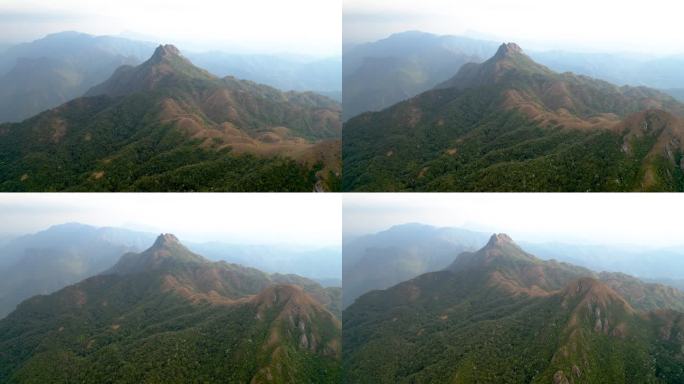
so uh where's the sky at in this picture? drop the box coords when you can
[0,0,341,56]
[344,193,684,247]
[344,0,684,55]
[0,194,342,247]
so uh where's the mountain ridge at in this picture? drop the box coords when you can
[0,234,342,382]
[106,233,208,275]
[343,234,684,383]
[85,44,216,98]
[0,45,342,191]
[343,42,684,191]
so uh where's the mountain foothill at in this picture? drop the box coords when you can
[0,233,341,383]
[0,37,341,192]
[343,40,684,191]
[343,233,684,383]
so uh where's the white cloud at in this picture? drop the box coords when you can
[344,0,684,54]
[344,193,684,247]
[0,0,341,56]
[0,193,342,246]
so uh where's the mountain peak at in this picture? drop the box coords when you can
[151,44,181,61]
[486,233,514,247]
[494,42,523,59]
[107,233,205,275]
[85,43,214,98]
[152,233,180,248]
[448,232,534,273]
[434,42,548,90]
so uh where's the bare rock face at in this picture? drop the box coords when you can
[494,42,524,59]
[152,233,180,247]
[152,44,181,59]
[299,333,309,349]
[486,233,514,247]
[553,370,570,384]
[572,365,581,378]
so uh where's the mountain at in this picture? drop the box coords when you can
[0,223,156,318]
[343,31,499,120]
[665,88,684,102]
[343,223,684,309]
[343,42,684,191]
[0,31,156,123]
[521,241,684,281]
[343,31,684,121]
[0,32,342,124]
[187,52,341,96]
[192,242,341,280]
[0,234,341,383]
[0,44,341,191]
[529,50,684,92]
[343,234,684,383]
[0,223,343,319]
[342,223,490,307]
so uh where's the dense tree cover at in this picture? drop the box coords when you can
[0,238,342,383]
[343,44,684,192]
[343,85,683,191]
[343,238,684,383]
[0,94,330,192]
[0,45,341,192]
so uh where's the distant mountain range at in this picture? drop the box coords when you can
[342,223,489,307]
[343,234,684,383]
[343,32,499,121]
[188,52,341,99]
[0,32,155,123]
[0,31,341,123]
[0,44,341,191]
[343,223,684,309]
[0,223,341,318]
[344,30,684,120]
[343,42,684,191]
[0,234,341,382]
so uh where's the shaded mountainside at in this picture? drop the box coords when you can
[343,31,499,120]
[0,32,155,123]
[342,223,490,308]
[0,234,341,383]
[343,43,684,191]
[0,223,156,319]
[0,45,341,192]
[343,234,684,383]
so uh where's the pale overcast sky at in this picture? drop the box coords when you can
[0,194,342,247]
[344,194,684,247]
[344,0,684,55]
[0,0,341,56]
